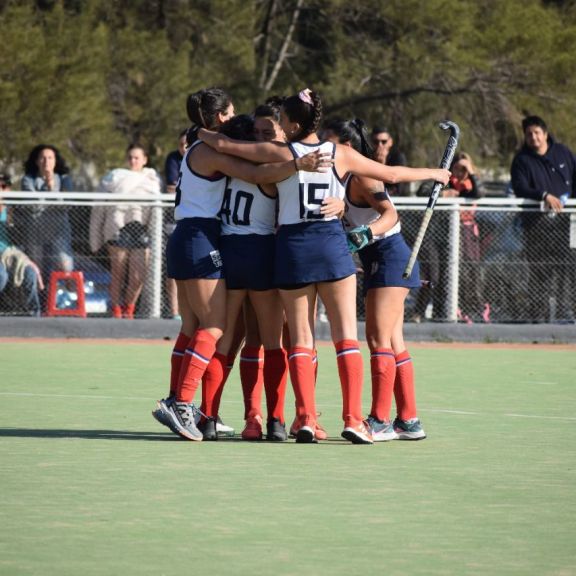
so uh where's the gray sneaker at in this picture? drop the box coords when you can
[393,417,427,440]
[366,415,399,442]
[167,401,203,441]
[152,396,179,434]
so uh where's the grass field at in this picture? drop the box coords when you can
[1,340,575,576]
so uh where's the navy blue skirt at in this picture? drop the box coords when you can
[275,220,356,287]
[220,234,276,291]
[166,218,223,280]
[358,233,420,295]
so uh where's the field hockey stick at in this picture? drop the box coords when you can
[402,120,460,279]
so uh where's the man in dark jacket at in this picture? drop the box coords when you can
[511,115,576,323]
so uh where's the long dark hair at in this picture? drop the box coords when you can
[23,144,70,176]
[324,118,373,158]
[282,88,323,141]
[186,87,233,145]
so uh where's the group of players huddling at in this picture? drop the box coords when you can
[151,87,450,444]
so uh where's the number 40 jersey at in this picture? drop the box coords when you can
[219,177,277,236]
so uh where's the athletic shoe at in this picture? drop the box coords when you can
[198,418,218,441]
[289,413,328,440]
[151,396,180,434]
[393,417,427,440]
[167,401,203,441]
[242,414,263,441]
[194,412,235,437]
[341,421,374,445]
[266,418,287,442]
[215,416,235,437]
[295,414,318,444]
[365,415,399,442]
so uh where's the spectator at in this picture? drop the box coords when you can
[163,129,188,319]
[444,152,490,323]
[371,126,410,196]
[14,144,74,288]
[89,144,162,319]
[0,173,43,316]
[511,115,576,323]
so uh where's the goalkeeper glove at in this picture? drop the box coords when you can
[346,225,373,253]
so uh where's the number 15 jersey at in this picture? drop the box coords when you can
[277,141,344,226]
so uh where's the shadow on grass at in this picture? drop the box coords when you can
[0,427,180,441]
[0,428,361,445]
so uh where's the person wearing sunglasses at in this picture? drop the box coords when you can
[371,126,409,197]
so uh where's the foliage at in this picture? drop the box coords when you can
[1,0,576,182]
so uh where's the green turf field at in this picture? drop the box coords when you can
[1,341,575,576]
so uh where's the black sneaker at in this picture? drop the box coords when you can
[198,418,218,441]
[266,418,288,442]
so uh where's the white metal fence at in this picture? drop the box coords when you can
[1,191,575,324]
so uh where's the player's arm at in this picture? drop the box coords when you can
[345,177,399,252]
[337,145,450,186]
[198,128,292,163]
[355,177,399,237]
[208,149,332,185]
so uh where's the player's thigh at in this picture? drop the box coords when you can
[365,286,408,350]
[317,274,358,342]
[250,289,285,349]
[243,298,261,348]
[183,278,227,334]
[279,284,317,349]
[216,289,247,355]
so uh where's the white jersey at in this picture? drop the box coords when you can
[220,178,276,236]
[343,180,401,242]
[174,141,227,221]
[277,141,344,225]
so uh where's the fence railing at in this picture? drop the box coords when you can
[1,191,575,324]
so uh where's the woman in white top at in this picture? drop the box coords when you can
[91,144,162,319]
[325,118,427,442]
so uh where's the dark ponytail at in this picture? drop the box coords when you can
[282,88,323,140]
[185,87,233,145]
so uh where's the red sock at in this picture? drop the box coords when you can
[369,348,396,422]
[288,347,316,419]
[177,329,217,403]
[335,340,364,426]
[201,352,229,418]
[211,353,235,415]
[240,346,264,419]
[313,349,319,385]
[394,350,418,420]
[264,348,288,422]
[170,332,190,397]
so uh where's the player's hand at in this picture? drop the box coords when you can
[320,197,345,218]
[433,168,451,186]
[296,150,334,173]
[346,225,373,253]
